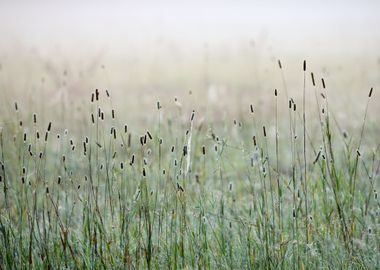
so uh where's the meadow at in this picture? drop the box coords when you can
[0,47,379,269]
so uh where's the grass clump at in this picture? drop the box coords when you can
[0,64,379,269]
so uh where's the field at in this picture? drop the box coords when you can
[0,2,380,269]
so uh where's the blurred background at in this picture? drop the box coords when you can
[0,0,379,133]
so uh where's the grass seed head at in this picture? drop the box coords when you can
[369,87,373,98]
[311,72,315,86]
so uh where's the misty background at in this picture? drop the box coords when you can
[1,1,379,53]
[0,0,379,129]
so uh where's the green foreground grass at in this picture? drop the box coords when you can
[0,68,379,269]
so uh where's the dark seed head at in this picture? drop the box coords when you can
[147,131,152,140]
[311,72,315,86]
[177,182,184,192]
[95,89,99,101]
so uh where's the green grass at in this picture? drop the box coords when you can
[0,67,379,269]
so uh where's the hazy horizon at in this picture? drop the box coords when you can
[1,0,380,55]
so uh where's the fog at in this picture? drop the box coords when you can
[1,0,380,55]
[1,0,379,127]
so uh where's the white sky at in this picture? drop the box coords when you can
[0,0,379,54]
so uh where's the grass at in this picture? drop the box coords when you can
[0,62,379,269]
